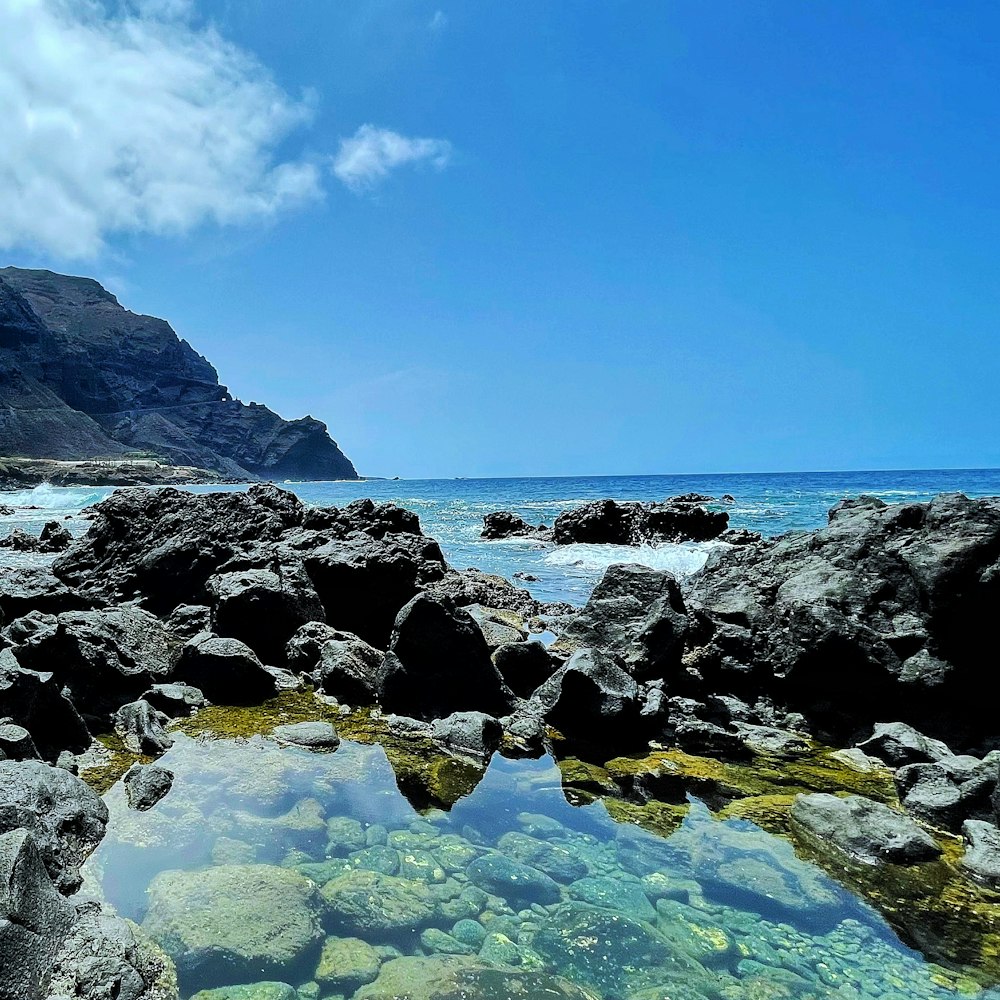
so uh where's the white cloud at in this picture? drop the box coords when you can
[429,10,447,32]
[333,124,452,194]
[0,0,322,258]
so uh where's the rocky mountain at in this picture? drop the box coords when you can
[0,267,358,480]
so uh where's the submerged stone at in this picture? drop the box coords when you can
[320,869,435,934]
[465,852,561,905]
[354,955,600,1000]
[190,985,297,1000]
[315,935,382,989]
[142,864,324,989]
[497,831,588,883]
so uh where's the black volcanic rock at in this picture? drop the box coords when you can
[552,497,729,545]
[0,267,357,480]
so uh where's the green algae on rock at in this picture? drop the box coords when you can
[142,864,324,989]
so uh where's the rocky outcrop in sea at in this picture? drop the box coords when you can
[0,268,357,481]
[4,486,1000,998]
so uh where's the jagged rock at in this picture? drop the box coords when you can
[0,828,76,999]
[53,486,308,609]
[378,595,512,720]
[492,641,559,699]
[172,633,276,704]
[464,604,527,651]
[164,604,212,640]
[15,606,174,720]
[0,649,91,758]
[0,723,39,761]
[857,722,953,767]
[895,755,999,830]
[285,622,345,674]
[303,532,447,647]
[0,520,72,553]
[480,512,550,541]
[1,608,56,647]
[683,493,1000,747]
[47,900,179,1000]
[0,566,90,620]
[114,701,175,756]
[553,497,728,545]
[421,567,543,620]
[208,567,325,666]
[0,759,108,893]
[961,820,1000,888]
[141,683,207,718]
[532,648,643,747]
[310,634,383,705]
[430,712,502,758]
[0,266,356,480]
[554,564,689,679]
[791,793,941,864]
[124,764,175,811]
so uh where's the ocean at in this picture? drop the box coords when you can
[3,468,1000,605]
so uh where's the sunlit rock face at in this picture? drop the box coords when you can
[0,267,357,480]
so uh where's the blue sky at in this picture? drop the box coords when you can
[3,1,999,477]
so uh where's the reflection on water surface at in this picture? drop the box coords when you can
[85,734,997,1000]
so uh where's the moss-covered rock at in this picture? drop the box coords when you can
[142,864,324,990]
[320,869,436,934]
[314,935,382,989]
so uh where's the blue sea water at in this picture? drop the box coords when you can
[3,468,1000,605]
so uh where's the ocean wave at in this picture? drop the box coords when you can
[543,541,721,579]
[0,482,111,510]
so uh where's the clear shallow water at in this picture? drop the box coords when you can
[86,734,995,1000]
[4,470,1000,604]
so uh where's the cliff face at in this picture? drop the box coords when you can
[0,267,358,480]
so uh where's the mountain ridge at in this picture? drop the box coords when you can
[0,267,358,481]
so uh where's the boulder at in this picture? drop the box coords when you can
[354,956,597,1000]
[124,764,175,811]
[790,793,941,864]
[683,493,1000,747]
[141,682,207,717]
[1,609,57,647]
[114,700,175,756]
[0,759,108,893]
[319,869,435,934]
[0,567,90,620]
[378,596,512,720]
[272,721,340,751]
[15,606,174,720]
[553,497,728,545]
[554,564,689,679]
[53,485,309,610]
[172,633,277,704]
[857,722,953,767]
[480,512,550,540]
[0,828,76,999]
[310,634,383,705]
[303,532,447,647]
[314,936,382,990]
[464,604,527,651]
[492,641,558,699]
[164,604,212,640]
[465,852,561,905]
[2,643,92,762]
[532,648,643,747]
[0,723,39,761]
[285,621,345,674]
[47,900,179,1000]
[430,712,502,758]
[208,567,325,666]
[961,820,1000,888]
[895,755,999,830]
[421,567,544,620]
[143,864,324,990]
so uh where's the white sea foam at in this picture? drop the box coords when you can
[543,541,722,579]
[0,483,110,511]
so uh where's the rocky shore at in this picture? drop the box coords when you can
[0,457,228,490]
[3,486,1000,999]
